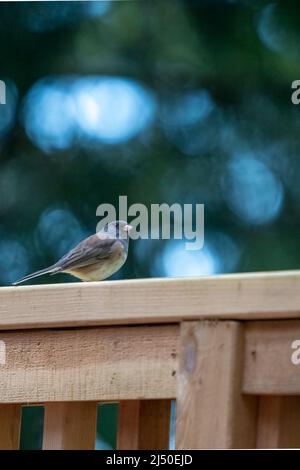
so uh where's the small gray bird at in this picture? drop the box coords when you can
[13,220,132,285]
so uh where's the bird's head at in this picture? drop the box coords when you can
[105,220,133,239]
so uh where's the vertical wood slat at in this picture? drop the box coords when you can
[118,401,140,449]
[43,402,98,450]
[0,405,21,449]
[176,321,258,449]
[139,400,171,449]
[257,396,300,448]
[117,400,171,450]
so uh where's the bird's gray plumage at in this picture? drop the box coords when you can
[12,220,131,285]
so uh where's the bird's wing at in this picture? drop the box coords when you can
[56,234,122,271]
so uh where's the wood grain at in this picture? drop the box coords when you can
[1,271,299,330]
[0,405,21,449]
[117,401,140,449]
[138,400,171,450]
[117,400,171,450]
[244,320,300,394]
[257,396,300,448]
[0,325,178,403]
[43,402,97,449]
[176,321,258,449]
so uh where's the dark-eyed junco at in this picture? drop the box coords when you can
[13,220,132,285]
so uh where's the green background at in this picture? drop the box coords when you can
[0,0,299,448]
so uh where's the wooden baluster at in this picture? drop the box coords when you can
[117,401,140,449]
[0,404,21,449]
[176,321,258,449]
[43,402,97,450]
[138,400,171,449]
[118,400,171,450]
[257,396,300,448]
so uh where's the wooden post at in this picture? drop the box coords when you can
[43,402,97,450]
[0,405,21,449]
[117,400,171,450]
[176,321,258,449]
[257,396,300,448]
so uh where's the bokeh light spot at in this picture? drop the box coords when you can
[22,76,156,152]
[160,241,220,277]
[36,207,87,259]
[257,3,300,58]
[0,239,29,285]
[224,154,284,225]
[162,89,215,129]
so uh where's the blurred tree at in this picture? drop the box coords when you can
[0,0,299,447]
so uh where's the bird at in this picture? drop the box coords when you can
[12,220,132,285]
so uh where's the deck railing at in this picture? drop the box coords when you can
[0,270,300,449]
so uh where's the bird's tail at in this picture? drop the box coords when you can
[12,265,60,286]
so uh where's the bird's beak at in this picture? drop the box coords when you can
[124,224,133,233]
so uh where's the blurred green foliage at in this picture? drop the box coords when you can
[97,403,119,450]
[20,407,44,450]
[0,0,299,448]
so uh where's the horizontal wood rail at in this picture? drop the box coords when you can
[244,320,300,395]
[0,270,300,330]
[0,270,300,449]
[0,325,178,403]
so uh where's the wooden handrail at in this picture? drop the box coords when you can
[0,270,299,330]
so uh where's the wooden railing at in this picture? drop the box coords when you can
[0,270,300,449]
